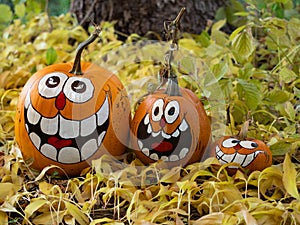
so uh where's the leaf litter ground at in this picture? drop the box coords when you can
[0,13,299,224]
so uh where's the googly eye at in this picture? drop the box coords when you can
[63,77,94,103]
[151,99,164,122]
[222,138,240,148]
[164,100,179,124]
[240,140,258,149]
[38,72,68,98]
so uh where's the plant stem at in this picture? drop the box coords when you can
[69,26,101,75]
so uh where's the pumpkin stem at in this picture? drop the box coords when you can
[69,25,101,75]
[162,7,185,96]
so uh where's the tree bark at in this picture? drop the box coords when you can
[70,0,228,38]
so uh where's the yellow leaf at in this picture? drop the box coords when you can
[65,202,89,225]
[24,199,48,218]
[0,211,8,224]
[283,154,300,200]
[0,183,17,203]
[39,181,54,195]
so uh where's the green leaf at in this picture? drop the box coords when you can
[46,47,57,65]
[236,79,261,110]
[279,67,298,83]
[266,89,292,104]
[0,4,12,23]
[270,141,291,156]
[231,28,255,64]
[15,3,26,18]
[282,154,300,200]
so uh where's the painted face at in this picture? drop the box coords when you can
[131,88,211,167]
[15,63,131,176]
[215,136,272,172]
[25,72,110,164]
[137,98,192,162]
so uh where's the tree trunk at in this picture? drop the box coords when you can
[70,0,228,38]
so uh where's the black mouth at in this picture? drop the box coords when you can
[136,114,192,162]
[24,93,110,164]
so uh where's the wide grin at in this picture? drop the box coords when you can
[24,93,109,164]
[215,146,264,168]
[136,113,192,162]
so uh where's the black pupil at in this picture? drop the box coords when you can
[46,76,60,88]
[71,80,86,93]
[154,107,160,116]
[251,142,258,148]
[168,107,175,116]
[232,140,239,144]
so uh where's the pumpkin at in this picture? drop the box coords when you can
[131,77,211,167]
[15,27,131,176]
[215,136,272,173]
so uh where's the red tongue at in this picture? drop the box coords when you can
[151,142,173,152]
[48,137,72,149]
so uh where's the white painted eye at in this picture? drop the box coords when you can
[151,99,164,122]
[164,100,180,124]
[222,138,240,148]
[240,140,258,149]
[38,72,68,98]
[63,77,94,103]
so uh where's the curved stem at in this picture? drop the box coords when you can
[69,26,101,75]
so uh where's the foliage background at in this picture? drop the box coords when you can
[0,0,299,224]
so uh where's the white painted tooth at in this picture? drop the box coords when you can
[96,96,109,126]
[25,124,29,133]
[58,147,80,163]
[138,140,143,149]
[152,131,160,137]
[150,153,159,161]
[162,131,171,139]
[169,154,179,161]
[27,104,41,125]
[142,148,150,156]
[254,150,263,157]
[147,124,152,134]
[97,131,106,146]
[29,132,41,149]
[179,119,188,132]
[59,115,79,139]
[144,114,150,125]
[40,144,57,161]
[228,166,239,169]
[179,148,189,159]
[161,156,169,162]
[25,93,30,109]
[241,153,255,168]
[172,129,180,138]
[81,114,96,137]
[234,153,247,165]
[40,115,58,135]
[81,139,98,160]
[221,153,236,164]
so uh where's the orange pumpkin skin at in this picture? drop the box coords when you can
[15,62,131,176]
[131,87,211,167]
[215,136,272,173]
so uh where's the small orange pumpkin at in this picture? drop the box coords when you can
[215,136,272,173]
[15,27,131,176]
[131,77,211,167]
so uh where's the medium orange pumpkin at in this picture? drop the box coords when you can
[131,77,211,167]
[15,27,131,176]
[215,136,272,173]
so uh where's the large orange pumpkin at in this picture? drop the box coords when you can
[215,136,272,173]
[15,27,131,176]
[131,77,211,167]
